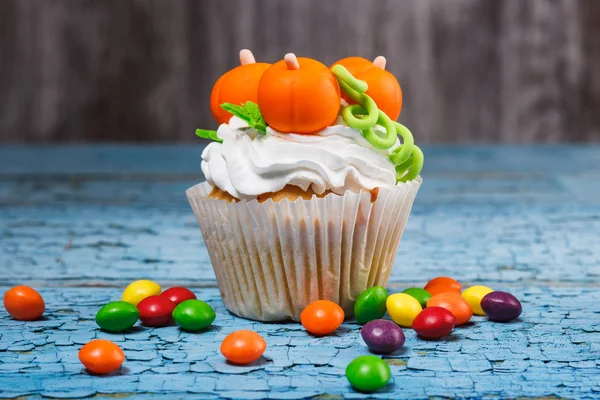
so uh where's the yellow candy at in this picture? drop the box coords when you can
[122,280,161,306]
[386,293,423,328]
[461,285,493,315]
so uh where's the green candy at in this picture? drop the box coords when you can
[95,301,139,332]
[346,355,391,392]
[172,299,216,332]
[354,286,388,325]
[402,288,432,308]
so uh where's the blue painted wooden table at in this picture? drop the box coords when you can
[1,145,599,399]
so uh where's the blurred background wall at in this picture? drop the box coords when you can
[1,0,599,144]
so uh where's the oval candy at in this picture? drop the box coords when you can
[122,280,161,306]
[345,355,391,393]
[402,287,432,308]
[360,319,405,354]
[300,300,344,336]
[427,292,472,326]
[354,286,388,325]
[461,285,493,316]
[424,277,462,296]
[172,299,216,332]
[95,301,139,332]
[161,287,197,306]
[137,295,176,327]
[412,307,456,339]
[220,330,266,365]
[386,293,422,328]
[481,291,522,322]
[79,339,125,375]
[3,285,45,321]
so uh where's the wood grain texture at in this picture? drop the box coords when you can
[0,0,599,143]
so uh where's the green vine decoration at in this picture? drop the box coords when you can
[331,65,424,182]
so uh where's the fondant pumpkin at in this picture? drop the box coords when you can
[210,49,270,125]
[331,56,402,120]
[257,53,341,134]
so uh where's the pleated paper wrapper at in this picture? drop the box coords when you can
[186,178,422,322]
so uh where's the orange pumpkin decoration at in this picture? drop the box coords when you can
[210,49,270,125]
[331,56,403,120]
[257,53,341,134]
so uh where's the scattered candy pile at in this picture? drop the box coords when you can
[2,277,522,393]
[343,278,522,392]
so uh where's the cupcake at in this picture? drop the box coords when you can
[187,51,423,322]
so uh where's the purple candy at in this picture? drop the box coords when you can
[360,319,405,354]
[481,291,522,322]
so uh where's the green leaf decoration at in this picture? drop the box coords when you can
[195,129,223,143]
[221,101,267,135]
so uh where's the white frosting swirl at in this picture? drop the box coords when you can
[201,116,399,200]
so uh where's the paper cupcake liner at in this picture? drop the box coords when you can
[186,178,422,322]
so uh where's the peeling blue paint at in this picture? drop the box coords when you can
[1,146,599,398]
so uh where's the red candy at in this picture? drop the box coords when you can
[424,277,462,296]
[137,295,176,327]
[161,287,197,306]
[412,307,456,339]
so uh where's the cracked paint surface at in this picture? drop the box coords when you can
[1,145,600,398]
[0,287,599,399]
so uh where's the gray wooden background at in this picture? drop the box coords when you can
[1,0,599,143]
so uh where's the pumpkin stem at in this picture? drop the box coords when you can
[284,53,300,70]
[373,56,387,70]
[239,49,256,65]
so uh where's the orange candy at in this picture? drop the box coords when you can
[220,330,267,365]
[424,277,463,296]
[258,54,341,134]
[300,300,345,335]
[427,292,473,326]
[210,50,270,125]
[331,56,402,120]
[78,339,125,375]
[3,285,45,321]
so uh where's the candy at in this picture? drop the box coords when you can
[461,285,494,316]
[137,295,176,327]
[345,355,391,393]
[402,288,431,308]
[95,301,139,333]
[385,293,422,327]
[161,287,197,306]
[122,280,161,306]
[300,300,345,335]
[78,339,125,375]
[3,285,45,321]
[412,307,456,339]
[172,299,216,332]
[354,286,388,325]
[424,277,462,296]
[427,292,472,326]
[220,330,266,365]
[481,291,522,322]
[360,319,405,354]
